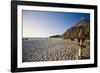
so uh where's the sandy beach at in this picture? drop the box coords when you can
[22,38,90,62]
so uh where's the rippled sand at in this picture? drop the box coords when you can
[22,38,90,62]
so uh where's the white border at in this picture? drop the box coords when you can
[17,5,94,68]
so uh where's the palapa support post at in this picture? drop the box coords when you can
[78,39,82,59]
[77,16,86,59]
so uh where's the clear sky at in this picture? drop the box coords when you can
[22,10,90,38]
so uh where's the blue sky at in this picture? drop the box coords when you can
[22,10,90,38]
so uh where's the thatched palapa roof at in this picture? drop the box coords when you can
[62,17,90,40]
